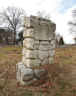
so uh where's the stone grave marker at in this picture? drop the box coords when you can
[16,15,56,86]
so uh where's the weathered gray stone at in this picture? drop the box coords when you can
[23,27,27,38]
[20,79,33,86]
[5,52,10,54]
[25,28,34,38]
[49,50,55,57]
[35,40,39,44]
[41,59,49,66]
[26,59,41,68]
[23,39,26,47]
[28,17,35,28]
[33,24,53,40]
[22,47,26,56]
[17,64,26,77]
[40,41,49,45]
[35,20,39,25]
[38,44,49,51]
[48,45,52,50]
[22,56,26,65]
[50,40,55,49]
[25,50,37,59]
[24,38,34,49]
[51,23,56,32]
[30,15,36,19]
[34,44,39,49]
[20,68,33,81]
[33,78,38,83]
[23,17,27,27]
[23,15,56,40]
[34,69,45,78]
[49,57,54,64]
[38,50,49,60]
[16,62,24,71]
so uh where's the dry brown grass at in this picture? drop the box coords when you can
[0,45,76,96]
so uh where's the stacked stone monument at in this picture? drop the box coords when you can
[16,15,56,86]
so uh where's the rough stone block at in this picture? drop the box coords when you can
[38,50,49,60]
[25,50,37,59]
[20,79,33,86]
[41,59,49,66]
[34,40,39,49]
[23,39,26,47]
[25,28,34,38]
[49,57,54,64]
[34,44,39,49]
[28,17,35,28]
[23,16,56,41]
[48,45,52,50]
[40,21,47,26]
[35,40,39,44]
[33,78,38,83]
[17,64,26,77]
[26,59,41,68]
[22,56,26,65]
[20,68,33,81]
[51,23,56,32]
[40,41,49,45]
[23,16,28,27]
[22,47,26,56]
[38,44,49,51]
[33,24,53,40]
[34,69,45,78]
[16,62,24,71]
[35,20,39,25]
[24,38,34,49]
[49,50,55,57]
[23,17,26,27]
[23,27,27,38]
[50,40,55,49]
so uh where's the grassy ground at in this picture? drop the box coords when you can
[0,45,76,96]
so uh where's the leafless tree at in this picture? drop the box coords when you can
[74,37,76,44]
[36,10,51,19]
[68,9,76,36]
[0,6,26,45]
[55,33,63,46]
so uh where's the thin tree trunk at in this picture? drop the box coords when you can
[14,30,16,45]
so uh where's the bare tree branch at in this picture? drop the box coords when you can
[0,6,26,45]
[68,9,76,38]
[36,10,51,19]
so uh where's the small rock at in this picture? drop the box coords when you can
[16,52,20,54]
[33,78,38,83]
[34,69,45,78]
[5,52,10,54]
[14,45,18,47]
[20,68,33,81]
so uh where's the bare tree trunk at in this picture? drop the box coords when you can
[14,31,16,45]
